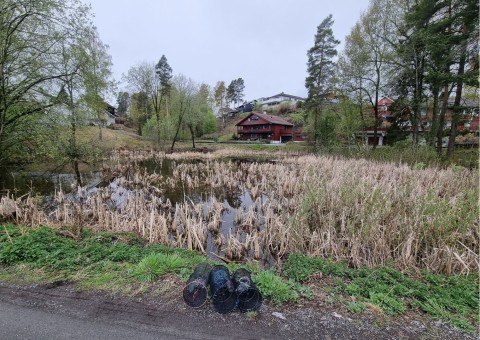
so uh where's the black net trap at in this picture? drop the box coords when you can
[232,268,262,312]
[208,265,237,314]
[183,262,212,308]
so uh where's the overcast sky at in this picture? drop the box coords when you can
[85,0,370,102]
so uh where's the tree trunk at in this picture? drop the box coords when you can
[436,85,450,154]
[171,106,185,152]
[372,92,379,150]
[428,87,439,147]
[447,25,467,158]
[73,159,82,187]
[170,121,181,152]
[188,123,196,149]
[156,97,163,146]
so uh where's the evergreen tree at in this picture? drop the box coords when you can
[155,55,173,112]
[226,81,236,109]
[213,81,227,128]
[151,54,172,144]
[116,92,130,115]
[305,14,340,146]
[234,78,245,106]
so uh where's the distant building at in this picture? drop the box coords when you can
[365,96,479,146]
[235,112,305,143]
[237,92,305,113]
[256,92,305,109]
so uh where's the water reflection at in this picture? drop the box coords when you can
[0,168,101,197]
[0,157,274,265]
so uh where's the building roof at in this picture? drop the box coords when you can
[236,112,294,126]
[378,97,394,106]
[259,92,305,102]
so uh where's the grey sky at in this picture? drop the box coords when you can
[85,0,370,102]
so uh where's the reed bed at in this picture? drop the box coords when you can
[1,149,477,274]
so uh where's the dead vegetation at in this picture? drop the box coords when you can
[1,148,478,274]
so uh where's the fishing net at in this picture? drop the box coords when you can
[208,265,236,314]
[182,262,212,308]
[232,268,262,312]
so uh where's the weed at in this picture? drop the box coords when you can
[131,253,187,282]
[254,270,299,304]
[1,224,477,332]
[282,253,479,331]
[245,311,258,320]
[346,302,367,314]
[368,292,406,315]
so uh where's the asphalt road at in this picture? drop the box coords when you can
[0,299,216,340]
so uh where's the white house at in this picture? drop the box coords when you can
[256,92,305,109]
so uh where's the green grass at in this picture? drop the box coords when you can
[0,224,477,332]
[131,253,187,282]
[282,253,479,332]
[0,224,297,303]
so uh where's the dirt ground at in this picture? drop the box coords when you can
[0,280,475,340]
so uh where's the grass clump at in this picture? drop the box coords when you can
[283,253,479,332]
[254,270,299,304]
[346,302,367,314]
[131,253,187,282]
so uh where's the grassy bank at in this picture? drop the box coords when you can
[0,224,477,332]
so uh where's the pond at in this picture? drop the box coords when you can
[0,158,278,266]
[0,168,101,197]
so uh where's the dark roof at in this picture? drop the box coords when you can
[261,92,305,101]
[236,112,293,126]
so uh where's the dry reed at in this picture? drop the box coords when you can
[1,149,478,274]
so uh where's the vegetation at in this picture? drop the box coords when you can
[0,0,477,334]
[1,149,477,274]
[0,224,477,332]
[335,0,478,157]
[283,253,478,331]
[305,14,340,147]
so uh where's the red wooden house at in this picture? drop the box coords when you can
[235,112,304,143]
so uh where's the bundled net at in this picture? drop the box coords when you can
[208,265,236,314]
[232,268,262,312]
[183,262,212,308]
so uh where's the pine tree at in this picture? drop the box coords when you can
[305,14,340,146]
[155,55,173,116]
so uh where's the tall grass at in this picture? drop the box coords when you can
[0,149,477,274]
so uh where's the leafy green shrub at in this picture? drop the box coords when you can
[0,227,76,266]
